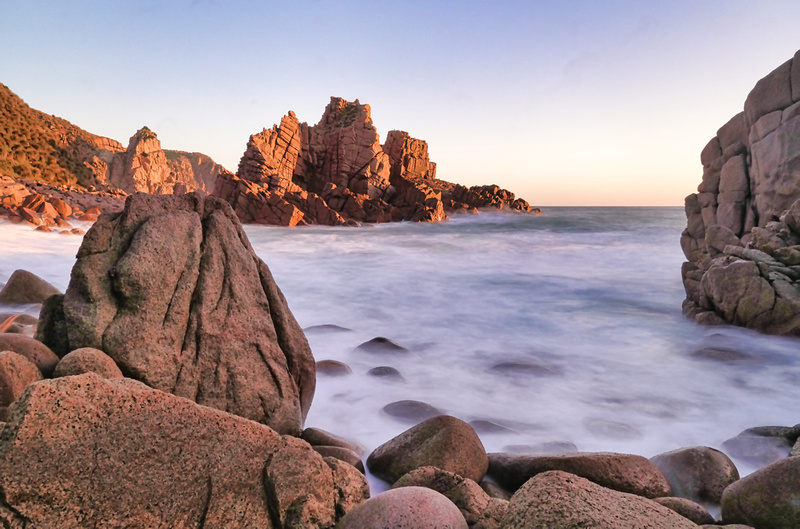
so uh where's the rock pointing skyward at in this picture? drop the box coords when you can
[36,192,315,435]
[213,97,535,226]
[682,49,800,335]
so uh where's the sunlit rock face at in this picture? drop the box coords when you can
[213,97,531,226]
[682,49,800,335]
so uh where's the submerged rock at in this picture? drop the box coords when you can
[36,193,315,435]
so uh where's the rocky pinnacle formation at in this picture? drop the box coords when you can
[36,192,316,435]
[214,97,534,226]
[682,49,800,335]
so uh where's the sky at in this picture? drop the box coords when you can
[2,1,800,206]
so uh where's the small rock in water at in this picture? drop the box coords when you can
[488,361,562,377]
[367,366,404,382]
[583,417,643,440]
[303,324,353,334]
[0,269,61,305]
[690,347,756,363]
[382,400,442,423]
[315,359,352,376]
[353,337,410,355]
[722,426,797,467]
[650,446,740,504]
[301,427,365,455]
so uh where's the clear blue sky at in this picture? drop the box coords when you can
[2,1,799,205]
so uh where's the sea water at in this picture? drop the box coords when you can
[2,207,800,485]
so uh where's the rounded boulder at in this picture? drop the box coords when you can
[721,455,800,528]
[0,269,61,305]
[0,334,59,376]
[0,350,43,407]
[336,486,467,529]
[53,348,124,379]
[650,446,739,504]
[501,470,696,529]
[367,415,488,484]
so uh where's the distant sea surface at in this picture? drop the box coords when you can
[3,207,800,485]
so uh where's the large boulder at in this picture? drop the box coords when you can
[36,193,315,435]
[500,470,696,529]
[0,373,366,528]
[721,455,800,528]
[488,451,671,498]
[650,446,740,504]
[0,269,61,304]
[682,50,800,335]
[0,334,59,376]
[367,415,489,484]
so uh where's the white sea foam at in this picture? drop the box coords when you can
[2,208,800,485]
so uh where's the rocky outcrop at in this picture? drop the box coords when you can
[36,192,315,435]
[682,50,800,335]
[0,83,226,196]
[0,373,366,528]
[214,97,534,226]
[97,127,223,194]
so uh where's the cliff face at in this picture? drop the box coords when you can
[682,50,800,335]
[0,84,225,195]
[215,96,534,226]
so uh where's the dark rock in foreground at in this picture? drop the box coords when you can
[36,192,315,435]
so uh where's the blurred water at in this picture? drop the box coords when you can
[2,208,800,482]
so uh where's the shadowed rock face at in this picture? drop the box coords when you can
[37,192,315,435]
[682,49,800,335]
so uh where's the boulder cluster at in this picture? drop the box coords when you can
[0,174,124,233]
[213,97,536,226]
[0,193,796,527]
[682,49,800,335]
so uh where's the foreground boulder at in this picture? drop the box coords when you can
[488,451,671,498]
[681,49,800,335]
[0,373,366,528]
[500,470,696,529]
[36,193,315,435]
[650,446,739,504]
[721,455,800,528]
[336,486,467,529]
[367,415,489,484]
[392,466,508,528]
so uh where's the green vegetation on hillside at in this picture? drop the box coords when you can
[0,83,99,187]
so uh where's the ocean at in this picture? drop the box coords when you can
[2,207,800,488]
